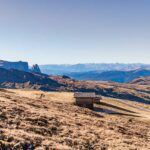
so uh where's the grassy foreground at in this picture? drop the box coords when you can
[0,89,150,149]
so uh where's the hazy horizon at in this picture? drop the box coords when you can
[1,59,150,66]
[0,0,150,65]
[39,62,150,66]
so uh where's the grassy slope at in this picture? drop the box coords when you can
[0,89,150,149]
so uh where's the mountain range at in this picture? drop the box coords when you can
[1,60,150,83]
[0,67,149,104]
[40,63,150,75]
[40,63,150,83]
[66,69,150,83]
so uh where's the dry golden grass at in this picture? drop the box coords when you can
[11,89,150,121]
[10,89,75,103]
[0,89,150,150]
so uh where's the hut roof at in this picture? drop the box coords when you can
[74,92,96,98]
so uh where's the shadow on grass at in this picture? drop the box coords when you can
[96,102,136,113]
[94,106,140,117]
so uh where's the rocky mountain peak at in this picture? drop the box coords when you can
[30,64,41,73]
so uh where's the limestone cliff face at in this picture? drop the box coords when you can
[0,60,29,72]
[30,64,41,73]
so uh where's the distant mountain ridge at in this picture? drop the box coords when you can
[40,63,150,83]
[1,60,150,83]
[40,63,150,75]
[66,69,150,83]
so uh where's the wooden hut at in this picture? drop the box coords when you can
[74,92,101,109]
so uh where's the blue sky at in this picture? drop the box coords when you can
[0,0,150,65]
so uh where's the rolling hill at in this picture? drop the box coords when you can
[0,68,61,91]
[50,75,150,104]
[66,69,150,83]
[0,68,149,104]
[130,76,150,85]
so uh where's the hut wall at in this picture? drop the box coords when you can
[75,98,93,109]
